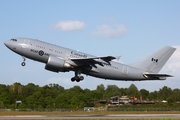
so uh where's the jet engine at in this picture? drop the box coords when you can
[45,55,71,72]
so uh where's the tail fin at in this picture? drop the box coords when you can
[131,46,176,73]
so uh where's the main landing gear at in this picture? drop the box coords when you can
[71,70,84,82]
[21,57,26,66]
[71,76,84,82]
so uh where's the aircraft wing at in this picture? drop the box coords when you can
[70,56,116,66]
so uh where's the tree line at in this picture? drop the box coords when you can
[0,82,180,109]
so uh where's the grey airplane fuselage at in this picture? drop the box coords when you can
[5,38,176,82]
[5,38,144,80]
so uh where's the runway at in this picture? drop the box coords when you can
[0,114,180,119]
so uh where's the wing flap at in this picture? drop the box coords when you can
[71,56,116,61]
[70,56,116,66]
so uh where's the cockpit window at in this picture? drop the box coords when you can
[11,39,17,41]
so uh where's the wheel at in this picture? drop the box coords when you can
[21,62,26,66]
[76,78,80,82]
[79,76,84,81]
[71,77,75,82]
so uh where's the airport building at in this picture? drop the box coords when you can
[108,96,155,105]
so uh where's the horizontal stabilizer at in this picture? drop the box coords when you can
[143,73,173,80]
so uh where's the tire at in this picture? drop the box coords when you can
[79,76,84,81]
[21,62,26,66]
[71,77,75,82]
[76,79,80,82]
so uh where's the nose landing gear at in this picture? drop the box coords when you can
[21,57,26,66]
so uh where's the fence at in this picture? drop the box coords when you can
[107,107,180,111]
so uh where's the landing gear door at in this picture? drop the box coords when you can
[22,40,30,48]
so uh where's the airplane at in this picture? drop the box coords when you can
[4,38,176,82]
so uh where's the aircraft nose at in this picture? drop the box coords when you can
[4,40,10,47]
[4,40,13,49]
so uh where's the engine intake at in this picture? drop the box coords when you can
[45,55,71,72]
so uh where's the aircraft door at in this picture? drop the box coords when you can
[22,40,30,48]
[122,66,129,75]
[65,52,71,59]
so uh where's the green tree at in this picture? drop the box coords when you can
[0,92,9,108]
[140,89,149,100]
[22,83,39,97]
[158,86,172,101]
[0,84,8,93]
[105,85,120,98]
[45,96,54,108]
[26,95,35,109]
[148,90,158,100]
[96,84,105,93]
[173,88,180,102]
[1,82,180,109]
[9,82,22,104]
[126,84,140,98]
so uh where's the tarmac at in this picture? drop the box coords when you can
[0,114,180,119]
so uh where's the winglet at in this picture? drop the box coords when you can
[115,56,121,61]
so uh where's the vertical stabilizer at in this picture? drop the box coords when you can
[131,46,176,73]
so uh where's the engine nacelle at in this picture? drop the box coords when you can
[45,55,71,72]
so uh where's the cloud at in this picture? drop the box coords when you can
[92,24,128,38]
[51,20,85,31]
